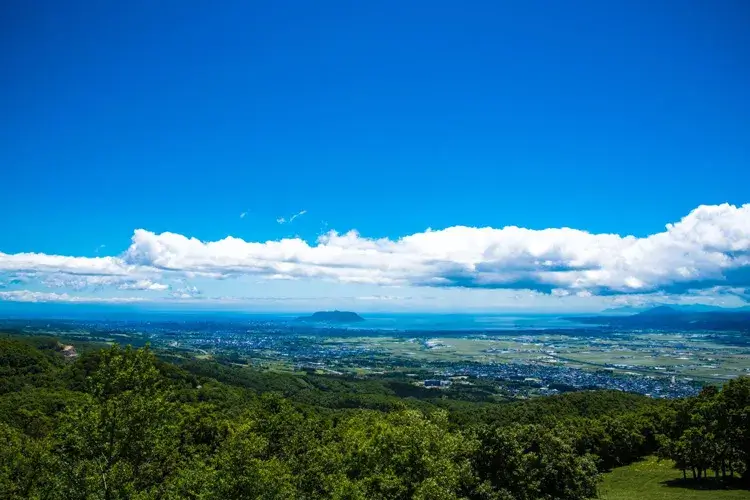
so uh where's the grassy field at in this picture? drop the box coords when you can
[599,457,750,499]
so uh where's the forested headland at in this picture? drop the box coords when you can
[1,335,748,499]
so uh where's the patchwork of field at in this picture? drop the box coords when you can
[323,330,750,382]
[4,317,748,390]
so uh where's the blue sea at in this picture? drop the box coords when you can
[0,302,591,331]
[320,313,590,331]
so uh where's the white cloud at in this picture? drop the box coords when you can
[0,253,134,276]
[181,285,200,295]
[43,275,122,290]
[0,290,146,304]
[41,275,168,292]
[355,295,411,301]
[606,287,748,309]
[4,273,34,285]
[276,209,307,224]
[117,279,169,291]
[117,203,750,294]
[169,285,201,298]
[1,204,749,300]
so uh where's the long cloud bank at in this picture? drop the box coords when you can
[1,203,749,297]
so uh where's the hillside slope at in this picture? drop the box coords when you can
[600,457,750,500]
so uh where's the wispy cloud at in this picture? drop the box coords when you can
[316,220,330,238]
[41,275,168,292]
[355,295,413,301]
[169,285,201,299]
[239,211,247,219]
[0,290,146,304]
[276,209,307,224]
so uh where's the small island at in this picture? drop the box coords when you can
[295,311,365,323]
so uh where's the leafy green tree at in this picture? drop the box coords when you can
[324,409,474,499]
[719,376,750,481]
[210,420,297,499]
[657,377,750,482]
[46,345,182,499]
[3,337,749,499]
[0,422,49,499]
[473,423,599,500]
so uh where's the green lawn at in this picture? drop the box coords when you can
[599,457,750,499]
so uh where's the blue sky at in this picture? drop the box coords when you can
[1,0,749,312]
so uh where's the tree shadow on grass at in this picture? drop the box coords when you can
[661,477,750,492]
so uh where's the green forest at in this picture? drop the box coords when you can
[1,335,748,499]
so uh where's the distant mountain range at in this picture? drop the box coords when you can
[603,304,750,315]
[577,305,750,331]
[295,311,365,323]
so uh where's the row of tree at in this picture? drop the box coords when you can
[658,379,749,480]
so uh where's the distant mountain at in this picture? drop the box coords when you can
[634,305,682,317]
[601,306,650,315]
[603,304,750,315]
[574,305,750,332]
[295,311,365,323]
[666,304,750,313]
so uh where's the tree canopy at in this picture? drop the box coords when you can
[0,337,747,499]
